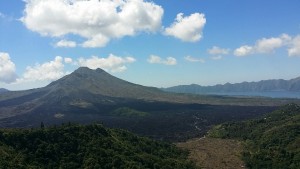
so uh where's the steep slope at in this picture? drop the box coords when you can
[46,67,167,99]
[209,104,300,169]
[163,76,300,94]
[0,123,198,168]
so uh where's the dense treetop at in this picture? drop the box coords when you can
[0,123,198,169]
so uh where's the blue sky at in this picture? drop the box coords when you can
[0,0,300,90]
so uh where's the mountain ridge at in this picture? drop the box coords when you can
[163,76,300,94]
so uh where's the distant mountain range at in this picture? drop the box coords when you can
[163,77,300,94]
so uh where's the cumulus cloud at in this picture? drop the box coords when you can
[208,46,229,55]
[184,56,205,63]
[55,40,77,48]
[77,54,136,72]
[164,13,206,42]
[147,55,177,65]
[0,52,18,83]
[21,0,163,48]
[234,45,253,57]
[255,37,284,53]
[17,56,67,82]
[288,35,300,57]
[234,34,292,57]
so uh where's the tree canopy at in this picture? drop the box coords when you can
[0,123,198,169]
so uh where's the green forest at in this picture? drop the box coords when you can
[209,103,300,169]
[0,123,198,169]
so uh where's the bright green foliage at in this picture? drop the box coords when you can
[111,107,149,117]
[0,124,198,169]
[209,103,300,169]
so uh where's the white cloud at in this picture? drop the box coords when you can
[234,45,253,57]
[56,40,77,48]
[147,55,177,65]
[234,34,292,57]
[164,57,177,65]
[255,37,283,53]
[17,56,67,82]
[77,54,136,72]
[147,55,161,63]
[0,52,18,83]
[64,57,73,64]
[208,46,229,55]
[21,0,163,48]
[164,13,206,42]
[288,35,300,57]
[184,56,205,63]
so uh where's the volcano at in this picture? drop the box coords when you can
[0,67,202,127]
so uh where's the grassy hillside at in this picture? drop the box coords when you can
[177,138,245,169]
[209,103,300,169]
[0,124,198,169]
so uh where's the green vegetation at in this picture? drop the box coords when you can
[0,124,198,169]
[111,107,149,117]
[209,103,300,169]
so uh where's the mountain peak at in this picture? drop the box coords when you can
[45,66,166,99]
[74,67,105,74]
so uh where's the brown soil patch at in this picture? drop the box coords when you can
[177,137,246,169]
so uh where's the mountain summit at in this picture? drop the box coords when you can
[45,67,165,100]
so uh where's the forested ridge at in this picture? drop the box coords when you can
[209,103,300,169]
[0,123,198,169]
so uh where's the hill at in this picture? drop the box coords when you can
[0,123,198,168]
[163,76,300,94]
[208,103,300,169]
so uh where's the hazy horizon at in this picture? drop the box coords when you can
[1,0,300,90]
[1,66,300,92]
